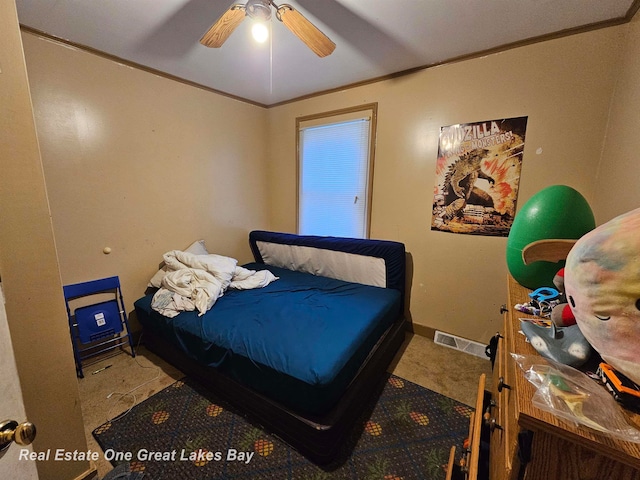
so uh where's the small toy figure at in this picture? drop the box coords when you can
[549,268,577,327]
[515,270,576,326]
[564,207,640,386]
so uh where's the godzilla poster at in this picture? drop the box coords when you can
[431,116,528,236]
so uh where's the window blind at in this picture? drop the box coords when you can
[298,117,371,238]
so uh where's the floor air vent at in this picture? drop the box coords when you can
[433,331,489,360]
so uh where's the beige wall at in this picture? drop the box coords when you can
[5,8,637,479]
[593,12,640,222]
[0,2,90,479]
[14,6,638,374]
[267,26,625,343]
[22,33,271,322]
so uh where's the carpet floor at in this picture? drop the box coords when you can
[93,374,473,479]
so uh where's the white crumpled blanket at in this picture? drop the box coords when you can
[151,250,277,318]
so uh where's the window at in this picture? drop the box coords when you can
[297,104,377,239]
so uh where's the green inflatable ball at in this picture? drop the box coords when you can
[506,185,595,289]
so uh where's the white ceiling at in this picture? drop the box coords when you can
[16,0,638,106]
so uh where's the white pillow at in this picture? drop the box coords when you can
[148,240,209,288]
[184,239,209,256]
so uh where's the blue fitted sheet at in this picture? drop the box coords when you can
[135,263,402,413]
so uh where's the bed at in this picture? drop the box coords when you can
[134,230,407,464]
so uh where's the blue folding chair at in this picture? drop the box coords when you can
[63,276,135,378]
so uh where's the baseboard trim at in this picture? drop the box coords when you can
[409,323,436,340]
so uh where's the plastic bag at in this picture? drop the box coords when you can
[512,353,640,443]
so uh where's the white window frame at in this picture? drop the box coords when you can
[296,103,377,239]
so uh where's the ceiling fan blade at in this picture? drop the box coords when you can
[200,5,246,48]
[276,5,335,57]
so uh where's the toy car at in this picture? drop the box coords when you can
[598,363,640,410]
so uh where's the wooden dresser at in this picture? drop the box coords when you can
[482,275,640,480]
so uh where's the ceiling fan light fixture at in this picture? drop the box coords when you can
[251,22,269,43]
[245,0,272,21]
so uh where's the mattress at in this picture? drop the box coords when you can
[135,262,402,414]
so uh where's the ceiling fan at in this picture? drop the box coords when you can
[200,0,336,57]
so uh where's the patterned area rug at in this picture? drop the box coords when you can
[93,375,473,479]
